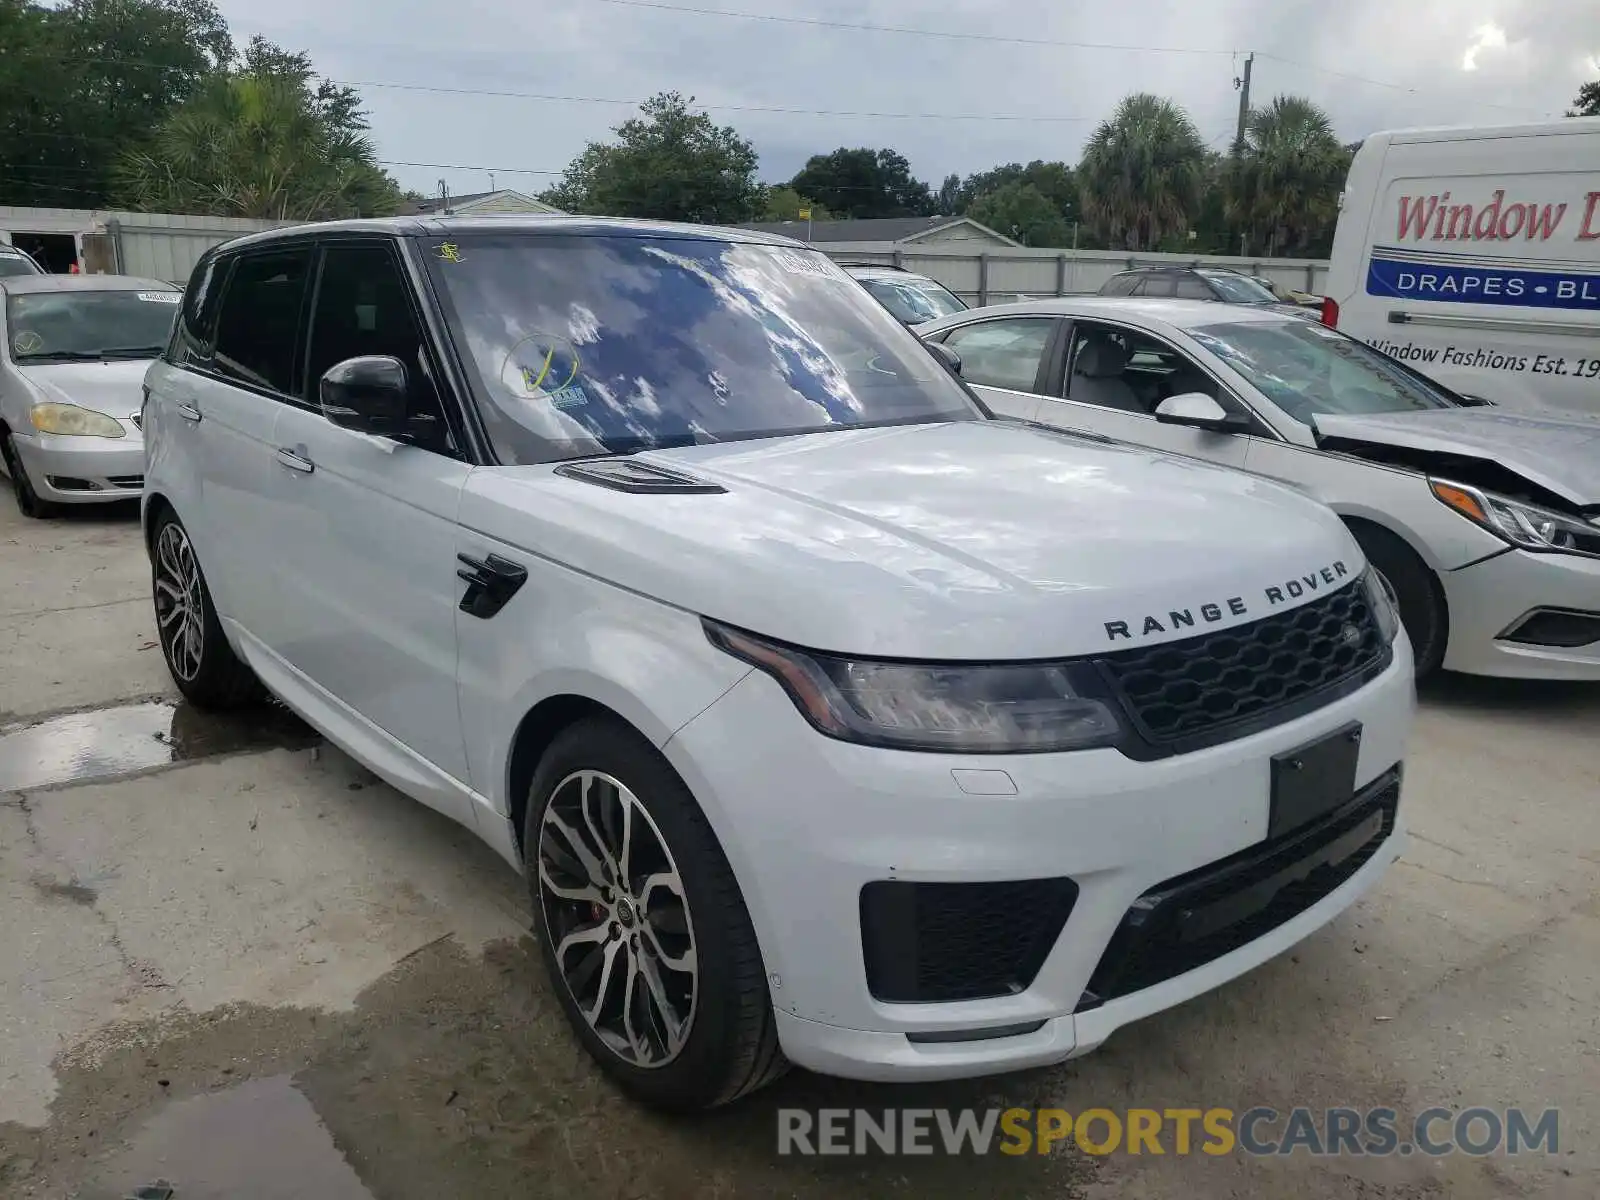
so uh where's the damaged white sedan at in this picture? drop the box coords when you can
[921,297,1600,680]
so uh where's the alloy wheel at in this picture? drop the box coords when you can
[537,769,698,1068]
[153,522,205,683]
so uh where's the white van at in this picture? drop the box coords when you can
[1322,117,1600,415]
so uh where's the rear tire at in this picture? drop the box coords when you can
[1,426,59,519]
[150,508,264,708]
[524,716,787,1110]
[1349,522,1447,678]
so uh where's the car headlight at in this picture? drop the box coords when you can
[30,403,125,439]
[1359,567,1401,646]
[1429,478,1600,558]
[704,619,1123,753]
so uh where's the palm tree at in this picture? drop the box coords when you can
[1077,94,1208,251]
[115,73,399,221]
[1225,96,1351,257]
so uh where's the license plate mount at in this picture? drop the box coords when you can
[1270,721,1362,839]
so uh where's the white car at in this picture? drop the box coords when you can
[0,274,181,516]
[143,217,1411,1110]
[921,297,1600,680]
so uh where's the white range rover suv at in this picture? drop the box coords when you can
[142,217,1414,1110]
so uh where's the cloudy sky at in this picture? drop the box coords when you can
[217,0,1599,199]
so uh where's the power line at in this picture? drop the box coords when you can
[587,0,1235,56]
[344,80,1099,124]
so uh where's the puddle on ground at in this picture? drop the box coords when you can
[76,1076,373,1200]
[0,700,319,792]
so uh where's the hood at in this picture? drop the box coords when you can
[1314,408,1600,509]
[460,421,1362,660]
[15,359,153,422]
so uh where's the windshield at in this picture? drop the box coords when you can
[428,234,981,463]
[0,252,42,278]
[1200,272,1278,305]
[1191,319,1456,423]
[859,276,966,324]
[6,289,181,360]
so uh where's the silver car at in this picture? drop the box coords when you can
[921,296,1600,680]
[0,274,181,516]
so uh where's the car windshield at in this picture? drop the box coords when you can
[428,234,981,463]
[0,252,41,278]
[859,276,967,324]
[1191,319,1456,423]
[1199,272,1278,305]
[6,289,181,360]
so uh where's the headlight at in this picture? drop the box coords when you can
[30,403,125,439]
[1429,478,1600,558]
[704,620,1123,753]
[1360,567,1401,646]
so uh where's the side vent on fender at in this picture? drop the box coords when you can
[554,460,727,495]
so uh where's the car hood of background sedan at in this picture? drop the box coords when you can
[1314,408,1600,510]
[15,359,152,421]
[463,421,1363,661]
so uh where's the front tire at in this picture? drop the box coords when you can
[1,427,59,519]
[525,717,786,1110]
[1350,522,1447,678]
[150,508,264,708]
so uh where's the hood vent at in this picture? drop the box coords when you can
[554,459,727,495]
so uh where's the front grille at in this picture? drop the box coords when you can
[1078,767,1400,1008]
[860,877,1078,1003]
[107,475,144,489]
[1097,579,1388,752]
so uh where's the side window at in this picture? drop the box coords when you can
[1102,274,1138,297]
[1173,276,1214,300]
[1139,274,1176,297]
[304,243,456,456]
[212,248,312,395]
[940,318,1056,393]
[1067,322,1261,430]
[170,253,227,365]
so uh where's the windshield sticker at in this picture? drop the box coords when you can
[137,292,182,303]
[436,242,466,264]
[772,251,837,279]
[501,332,590,411]
[545,383,589,410]
[12,332,43,355]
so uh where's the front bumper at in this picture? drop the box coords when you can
[1441,548,1600,679]
[663,647,1414,1083]
[9,426,144,503]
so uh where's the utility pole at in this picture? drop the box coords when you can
[1233,52,1255,148]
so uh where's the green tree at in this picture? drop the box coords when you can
[114,54,400,220]
[760,185,830,222]
[967,182,1070,246]
[540,92,762,223]
[1224,95,1350,257]
[936,173,962,215]
[1569,79,1600,117]
[1077,93,1208,251]
[787,148,934,219]
[0,0,232,207]
[957,161,1077,224]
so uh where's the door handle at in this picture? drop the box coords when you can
[176,402,202,422]
[275,446,314,473]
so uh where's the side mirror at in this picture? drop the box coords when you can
[926,340,962,376]
[320,355,409,435]
[1154,392,1249,433]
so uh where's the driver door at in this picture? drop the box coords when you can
[1033,320,1256,468]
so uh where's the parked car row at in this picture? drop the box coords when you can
[0,120,1593,1115]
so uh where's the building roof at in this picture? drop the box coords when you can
[738,215,1018,246]
[398,189,563,216]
